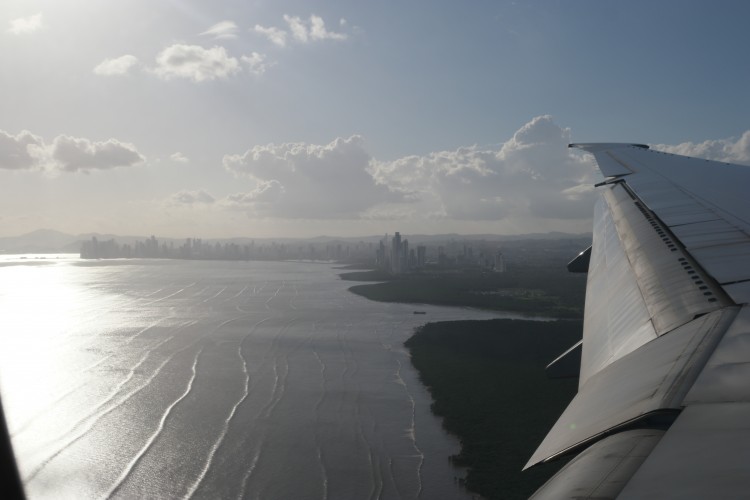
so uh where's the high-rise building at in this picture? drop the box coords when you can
[495,251,506,272]
[391,232,402,274]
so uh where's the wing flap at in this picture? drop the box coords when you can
[684,306,750,404]
[525,307,736,469]
[530,429,664,500]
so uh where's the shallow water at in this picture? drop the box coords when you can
[0,258,514,499]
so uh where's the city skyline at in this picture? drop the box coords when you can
[1,1,749,238]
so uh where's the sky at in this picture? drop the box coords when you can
[1,0,749,239]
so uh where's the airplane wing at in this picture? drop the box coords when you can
[526,143,750,499]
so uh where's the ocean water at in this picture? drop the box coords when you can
[0,257,512,499]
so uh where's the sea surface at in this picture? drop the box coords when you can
[0,256,519,499]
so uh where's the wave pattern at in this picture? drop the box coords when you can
[0,260,504,499]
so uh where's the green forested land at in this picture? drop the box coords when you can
[405,319,581,499]
[343,266,586,318]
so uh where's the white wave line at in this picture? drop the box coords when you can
[123,315,172,345]
[202,286,227,303]
[24,326,200,483]
[144,282,197,305]
[395,358,423,497]
[229,284,249,300]
[183,317,267,499]
[102,344,204,499]
[238,437,265,500]
[32,333,173,447]
[318,447,329,500]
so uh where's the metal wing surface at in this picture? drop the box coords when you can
[527,143,750,499]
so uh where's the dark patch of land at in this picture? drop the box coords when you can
[342,266,586,318]
[406,319,581,499]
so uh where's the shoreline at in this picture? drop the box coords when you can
[339,268,582,498]
[405,318,580,499]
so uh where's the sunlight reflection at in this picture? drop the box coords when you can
[0,263,89,428]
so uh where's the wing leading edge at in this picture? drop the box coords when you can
[527,143,750,499]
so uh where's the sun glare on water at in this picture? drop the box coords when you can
[0,259,94,435]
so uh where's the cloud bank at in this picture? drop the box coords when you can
[223,136,399,218]
[217,116,600,225]
[651,131,750,165]
[371,115,597,221]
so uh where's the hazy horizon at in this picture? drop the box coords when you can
[2,1,749,239]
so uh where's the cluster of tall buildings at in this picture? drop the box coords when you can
[375,232,427,274]
[375,232,506,274]
[81,236,377,262]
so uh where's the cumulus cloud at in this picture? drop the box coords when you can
[167,190,215,206]
[199,21,238,39]
[8,13,42,35]
[242,52,268,75]
[255,14,347,47]
[93,55,140,76]
[371,115,598,221]
[651,131,750,165]
[169,152,189,163]
[49,136,145,172]
[154,44,240,82]
[222,136,399,218]
[0,130,45,170]
[254,25,287,47]
[0,129,144,172]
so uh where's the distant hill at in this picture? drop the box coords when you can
[0,229,81,254]
[0,229,592,254]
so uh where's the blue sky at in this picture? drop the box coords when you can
[1,0,749,238]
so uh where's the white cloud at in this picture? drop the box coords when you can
[254,14,347,47]
[651,131,750,165]
[283,15,309,43]
[308,15,347,41]
[8,13,43,35]
[199,21,239,40]
[154,44,241,82]
[223,180,285,209]
[254,25,287,47]
[93,55,140,76]
[0,130,45,170]
[242,52,268,76]
[222,136,399,218]
[167,190,215,206]
[49,136,145,172]
[169,152,189,163]
[0,129,145,173]
[283,14,347,43]
[371,115,598,221]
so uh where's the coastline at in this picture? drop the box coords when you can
[405,319,580,499]
[340,269,583,498]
